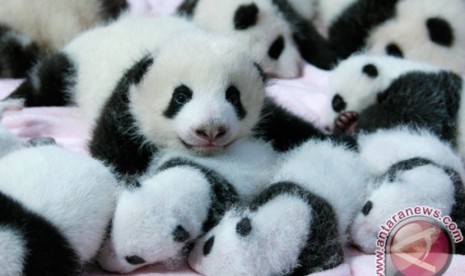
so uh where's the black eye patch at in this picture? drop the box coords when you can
[125,255,146,265]
[426,17,454,47]
[332,94,347,113]
[362,201,373,216]
[236,217,252,237]
[268,35,285,60]
[362,64,378,78]
[385,43,404,58]
[163,84,193,119]
[226,85,246,120]
[172,225,190,243]
[234,3,259,30]
[203,236,215,256]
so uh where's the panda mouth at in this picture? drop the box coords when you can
[179,139,233,155]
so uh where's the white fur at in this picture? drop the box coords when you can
[190,0,303,78]
[322,54,441,130]
[0,0,105,51]
[0,227,26,276]
[0,125,22,158]
[287,0,317,21]
[189,196,312,276]
[0,145,118,263]
[352,127,464,253]
[366,0,465,75]
[98,138,277,273]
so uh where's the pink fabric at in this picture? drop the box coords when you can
[1,0,464,275]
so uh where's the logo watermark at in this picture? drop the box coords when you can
[375,206,463,275]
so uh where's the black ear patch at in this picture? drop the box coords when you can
[426,17,454,47]
[234,3,259,30]
[126,54,155,85]
[332,94,347,113]
[236,217,252,237]
[226,85,247,120]
[172,225,190,243]
[362,201,373,216]
[362,64,378,78]
[203,236,215,256]
[385,43,404,58]
[163,84,193,118]
[268,35,285,60]
[177,0,200,17]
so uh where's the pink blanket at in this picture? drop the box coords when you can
[1,0,463,275]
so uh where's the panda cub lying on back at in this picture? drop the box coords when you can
[323,54,465,156]
[0,0,128,78]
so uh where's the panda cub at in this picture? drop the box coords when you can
[189,139,370,276]
[299,0,465,73]
[0,0,128,78]
[0,145,118,275]
[97,139,277,273]
[322,54,465,155]
[177,0,303,78]
[351,127,465,254]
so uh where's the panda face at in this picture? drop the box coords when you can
[350,165,455,253]
[130,31,266,156]
[189,0,303,79]
[188,195,311,275]
[322,54,440,131]
[366,0,465,75]
[97,166,211,274]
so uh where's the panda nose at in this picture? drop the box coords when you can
[195,125,227,142]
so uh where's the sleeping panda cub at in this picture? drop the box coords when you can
[0,145,118,275]
[177,0,303,78]
[98,139,277,273]
[0,0,128,78]
[189,138,370,276]
[351,127,465,254]
[322,54,465,155]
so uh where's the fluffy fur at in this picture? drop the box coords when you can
[352,127,465,254]
[0,145,119,274]
[0,0,127,78]
[189,138,369,275]
[98,139,277,273]
[177,0,303,78]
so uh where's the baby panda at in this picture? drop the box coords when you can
[0,144,119,275]
[176,0,304,78]
[0,0,128,78]
[189,138,370,276]
[299,0,465,73]
[351,127,465,254]
[97,139,277,273]
[322,54,465,155]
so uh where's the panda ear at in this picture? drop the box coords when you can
[234,3,259,30]
[125,54,154,86]
[426,17,454,47]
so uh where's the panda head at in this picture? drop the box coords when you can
[350,164,456,253]
[183,0,302,79]
[188,194,311,275]
[129,30,266,156]
[97,166,212,274]
[322,54,439,131]
[366,0,465,74]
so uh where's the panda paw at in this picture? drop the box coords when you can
[334,112,358,134]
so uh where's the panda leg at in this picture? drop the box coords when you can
[334,111,359,134]
[4,53,76,107]
[0,24,42,79]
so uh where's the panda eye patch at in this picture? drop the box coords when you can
[203,236,215,256]
[172,225,190,243]
[163,84,193,118]
[226,85,246,119]
[362,201,373,216]
[385,43,404,58]
[125,255,146,265]
[362,64,378,78]
[426,17,454,47]
[236,217,252,237]
[268,35,285,60]
[332,94,346,113]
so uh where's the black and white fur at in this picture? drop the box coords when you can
[351,127,465,254]
[322,54,465,157]
[299,0,465,74]
[189,139,370,275]
[0,145,118,275]
[97,139,277,273]
[0,0,127,78]
[177,0,304,78]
